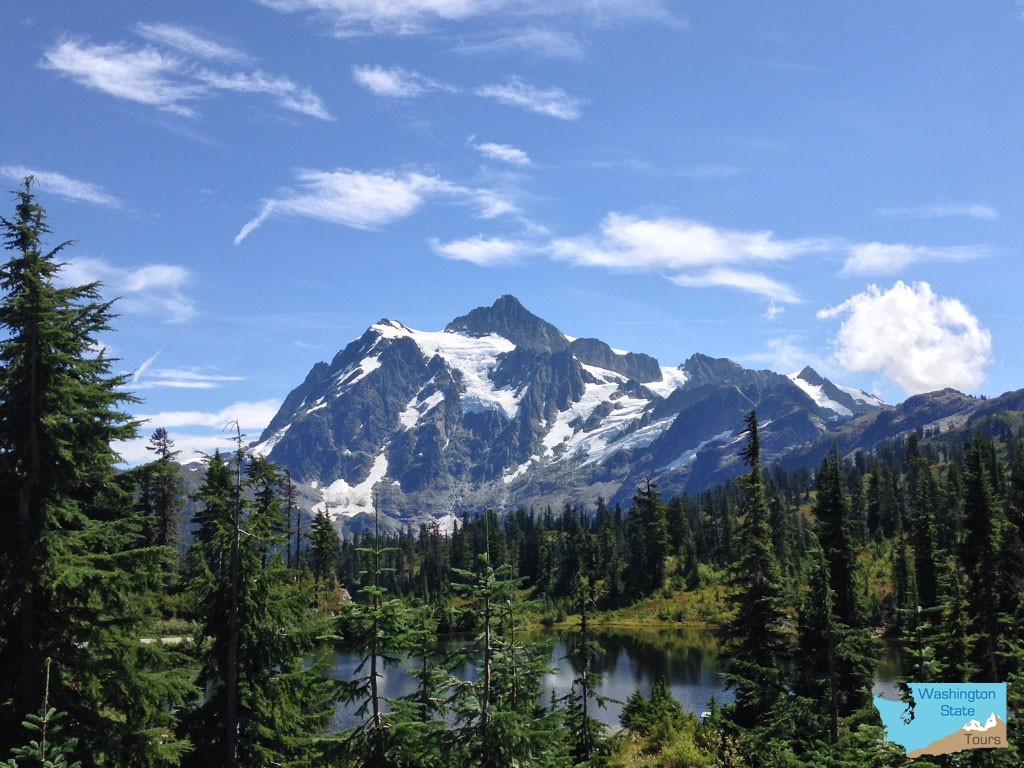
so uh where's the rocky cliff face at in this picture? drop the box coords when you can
[252,296,895,531]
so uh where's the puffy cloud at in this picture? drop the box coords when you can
[874,203,998,221]
[430,236,536,265]
[818,281,992,395]
[1,166,121,207]
[475,77,584,119]
[136,399,281,430]
[113,399,280,464]
[234,168,516,243]
[841,242,980,277]
[352,65,455,97]
[668,269,801,304]
[59,257,195,323]
[471,141,532,166]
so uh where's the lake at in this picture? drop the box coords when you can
[326,626,903,733]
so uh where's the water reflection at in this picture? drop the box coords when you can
[327,629,903,733]
[327,627,732,732]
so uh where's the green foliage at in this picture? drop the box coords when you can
[184,444,339,768]
[0,178,193,764]
[718,411,791,728]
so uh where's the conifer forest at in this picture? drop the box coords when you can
[3,180,1024,767]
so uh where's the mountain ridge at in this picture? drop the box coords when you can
[249,296,1015,532]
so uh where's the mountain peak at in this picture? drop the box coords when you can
[795,365,826,386]
[445,295,570,353]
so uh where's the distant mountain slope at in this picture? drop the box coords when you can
[252,296,897,532]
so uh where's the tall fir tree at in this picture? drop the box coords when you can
[718,410,791,728]
[0,178,193,763]
[961,431,1004,681]
[185,441,338,768]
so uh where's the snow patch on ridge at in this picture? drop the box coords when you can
[656,429,734,473]
[836,383,886,408]
[372,322,521,419]
[644,366,689,399]
[399,389,445,430]
[313,452,389,520]
[251,424,290,457]
[788,373,853,417]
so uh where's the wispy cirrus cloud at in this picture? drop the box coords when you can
[130,366,244,390]
[196,69,331,119]
[256,0,673,37]
[1,165,122,207]
[455,27,586,59]
[549,213,831,273]
[874,203,999,221]
[58,257,196,323]
[235,168,518,244]
[819,281,992,395]
[134,22,251,63]
[840,242,982,277]
[43,39,202,117]
[352,64,456,97]
[42,30,331,120]
[471,141,532,166]
[476,77,584,119]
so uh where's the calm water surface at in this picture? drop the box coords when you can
[326,626,902,733]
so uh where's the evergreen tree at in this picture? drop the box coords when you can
[185,440,338,768]
[626,478,669,596]
[340,497,412,768]
[139,427,186,552]
[961,432,1004,680]
[309,507,341,606]
[718,411,791,728]
[0,178,192,763]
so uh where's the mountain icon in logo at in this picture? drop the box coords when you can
[907,713,1006,758]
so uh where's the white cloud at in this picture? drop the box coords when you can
[668,269,801,304]
[763,302,785,321]
[59,257,195,323]
[196,69,332,120]
[42,39,201,117]
[818,281,992,395]
[137,399,281,430]
[256,0,672,37]
[42,37,329,120]
[352,65,455,97]
[430,236,535,265]
[1,166,121,207]
[135,22,251,63]
[472,141,532,166]
[235,168,516,243]
[549,213,831,272]
[114,399,281,464]
[476,77,584,119]
[841,242,980,276]
[457,27,586,59]
[874,203,998,221]
[130,366,243,390]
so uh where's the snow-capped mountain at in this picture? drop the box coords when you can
[253,296,887,531]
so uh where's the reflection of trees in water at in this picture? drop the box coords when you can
[553,629,721,688]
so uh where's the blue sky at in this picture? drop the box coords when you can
[3,1,1022,463]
